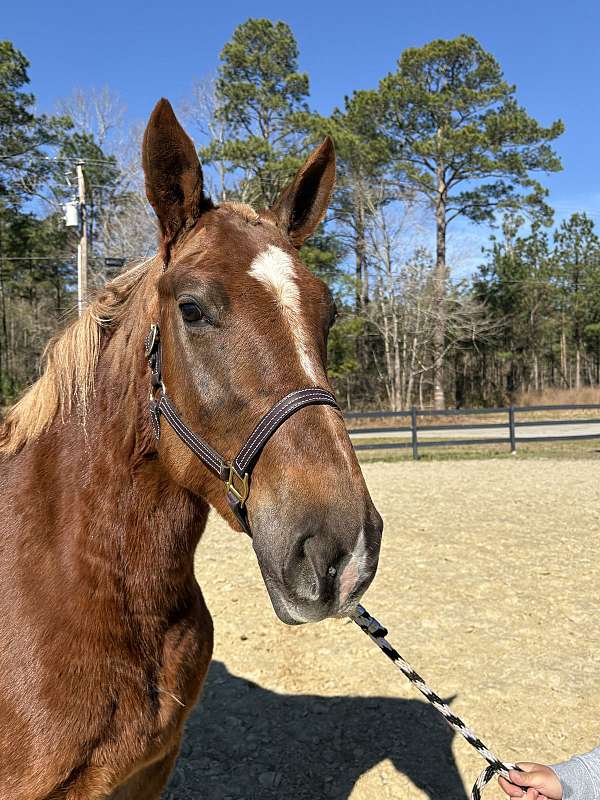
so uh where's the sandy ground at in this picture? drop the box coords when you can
[163,459,600,800]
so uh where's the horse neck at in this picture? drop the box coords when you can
[50,311,209,611]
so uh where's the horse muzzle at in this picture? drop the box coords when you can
[252,512,383,625]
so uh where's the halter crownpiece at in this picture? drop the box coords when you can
[144,323,339,534]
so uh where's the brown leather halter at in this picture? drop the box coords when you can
[144,323,339,535]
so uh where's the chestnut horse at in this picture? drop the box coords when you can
[0,99,382,799]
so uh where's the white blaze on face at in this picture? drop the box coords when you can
[249,245,321,383]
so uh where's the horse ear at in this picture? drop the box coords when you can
[271,137,336,247]
[142,98,210,247]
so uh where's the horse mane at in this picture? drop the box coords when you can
[0,256,159,455]
[220,202,260,224]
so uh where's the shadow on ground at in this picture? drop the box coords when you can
[163,660,467,800]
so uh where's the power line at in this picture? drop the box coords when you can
[0,255,76,261]
[0,253,141,262]
[473,278,600,286]
[0,154,117,166]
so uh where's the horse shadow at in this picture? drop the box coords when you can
[163,660,468,800]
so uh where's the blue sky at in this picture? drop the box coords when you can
[5,0,600,270]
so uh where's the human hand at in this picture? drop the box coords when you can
[498,763,563,799]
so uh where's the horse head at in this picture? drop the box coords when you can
[141,99,383,624]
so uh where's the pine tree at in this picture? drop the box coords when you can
[0,42,73,401]
[0,41,70,206]
[475,217,556,398]
[363,35,564,406]
[553,213,600,389]
[202,19,310,206]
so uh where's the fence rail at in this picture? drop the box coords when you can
[346,403,600,459]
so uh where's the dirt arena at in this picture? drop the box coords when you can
[164,459,600,800]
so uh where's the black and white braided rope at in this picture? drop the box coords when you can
[351,605,522,799]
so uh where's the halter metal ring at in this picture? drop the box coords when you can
[226,465,249,506]
[149,380,166,403]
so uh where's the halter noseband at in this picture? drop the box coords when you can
[144,323,339,535]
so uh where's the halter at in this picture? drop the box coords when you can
[144,323,339,535]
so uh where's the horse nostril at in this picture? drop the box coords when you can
[287,535,345,603]
[286,534,320,601]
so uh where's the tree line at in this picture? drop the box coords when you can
[1,22,597,411]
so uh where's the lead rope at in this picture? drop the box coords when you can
[351,605,522,799]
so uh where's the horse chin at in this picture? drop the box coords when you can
[260,574,331,625]
[258,568,372,625]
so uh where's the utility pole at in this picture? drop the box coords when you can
[76,161,88,317]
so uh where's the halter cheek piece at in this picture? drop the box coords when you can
[144,323,339,535]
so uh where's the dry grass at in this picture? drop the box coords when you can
[164,458,600,800]
[517,387,600,406]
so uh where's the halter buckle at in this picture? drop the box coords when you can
[226,465,249,507]
[148,381,166,402]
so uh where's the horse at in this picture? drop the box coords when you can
[0,98,383,799]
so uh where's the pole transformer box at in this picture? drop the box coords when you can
[63,200,80,228]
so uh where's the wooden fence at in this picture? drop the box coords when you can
[346,403,600,459]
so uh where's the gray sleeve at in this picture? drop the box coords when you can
[552,747,600,799]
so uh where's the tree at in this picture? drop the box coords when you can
[474,216,556,398]
[57,87,157,274]
[363,35,564,407]
[57,86,126,150]
[0,42,73,403]
[303,94,400,406]
[179,76,229,201]
[367,203,492,410]
[202,19,310,206]
[323,97,395,313]
[0,41,70,207]
[553,213,600,389]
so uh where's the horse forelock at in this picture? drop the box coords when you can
[0,256,161,455]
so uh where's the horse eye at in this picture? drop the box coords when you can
[179,302,205,324]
